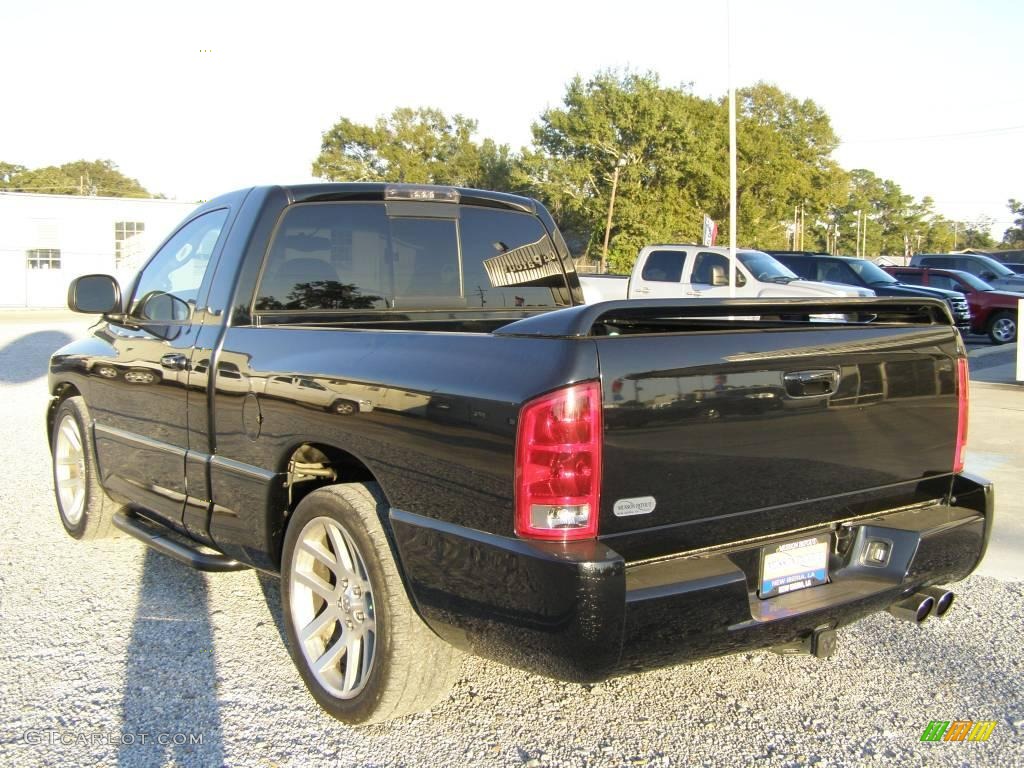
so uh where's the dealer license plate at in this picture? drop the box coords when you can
[759,534,830,598]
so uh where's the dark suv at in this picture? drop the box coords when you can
[910,253,1024,292]
[766,252,972,333]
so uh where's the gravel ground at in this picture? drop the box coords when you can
[0,313,1022,768]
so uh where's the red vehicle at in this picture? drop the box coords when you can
[885,266,1021,344]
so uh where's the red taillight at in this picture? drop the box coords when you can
[515,381,602,541]
[954,357,969,473]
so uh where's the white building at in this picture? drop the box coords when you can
[0,192,198,308]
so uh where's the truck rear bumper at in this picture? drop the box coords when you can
[389,473,993,683]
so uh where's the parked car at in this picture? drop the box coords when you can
[909,253,1024,292]
[885,266,1021,344]
[578,245,873,303]
[766,252,972,333]
[48,183,989,725]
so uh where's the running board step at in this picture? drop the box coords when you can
[113,511,248,572]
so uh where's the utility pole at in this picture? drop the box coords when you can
[855,211,861,257]
[600,157,626,274]
[727,0,737,297]
[953,222,959,250]
[794,202,802,250]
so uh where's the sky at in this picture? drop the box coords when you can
[3,0,1022,238]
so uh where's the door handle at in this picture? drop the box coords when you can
[634,287,651,294]
[686,291,702,297]
[160,353,189,371]
[784,369,838,397]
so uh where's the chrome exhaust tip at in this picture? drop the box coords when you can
[918,587,955,618]
[888,593,935,624]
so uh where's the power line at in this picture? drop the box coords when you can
[844,124,1024,144]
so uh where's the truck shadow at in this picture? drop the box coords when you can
[0,330,73,383]
[256,570,288,648]
[117,548,225,767]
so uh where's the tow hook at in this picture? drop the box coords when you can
[771,625,838,658]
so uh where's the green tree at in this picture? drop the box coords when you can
[524,71,726,271]
[0,159,153,197]
[312,107,512,188]
[0,162,27,184]
[959,216,995,249]
[1003,199,1024,247]
[731,83,842,249]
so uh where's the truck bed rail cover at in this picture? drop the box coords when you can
[493,297,953,338]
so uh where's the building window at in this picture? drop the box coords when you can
[114,221,145,268]
[26,249,62,269]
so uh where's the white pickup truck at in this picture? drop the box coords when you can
[580,245,874,303]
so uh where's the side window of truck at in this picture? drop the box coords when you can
[129,209,228,323]
[459,207,570,308]
[693,251,744,286]
[817,260,857,285]
[641,250,686,282]
[783,259,815,280]
[928,275,960,292]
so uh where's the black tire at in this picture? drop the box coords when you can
[281,483,461,724]
[50,396,125,540]
[987,311,1017,345]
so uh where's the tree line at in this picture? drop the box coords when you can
[3,72,1018,271]
[312,71,1013,272]
[0,159,154,198]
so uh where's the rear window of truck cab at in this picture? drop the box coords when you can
[253,202,571,313]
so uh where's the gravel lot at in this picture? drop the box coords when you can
[0,313,1021,768]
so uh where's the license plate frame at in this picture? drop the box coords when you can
[758,533,830,599]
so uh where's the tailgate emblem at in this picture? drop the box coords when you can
[613,496,657,517]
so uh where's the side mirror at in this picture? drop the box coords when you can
[980,271,996,281]
[711,267,729,287]
[68,274,121,314]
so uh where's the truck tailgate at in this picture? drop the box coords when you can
[588,305,962,562]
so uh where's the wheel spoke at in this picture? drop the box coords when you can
[300,605,338,644]
[360,630,374,681]
[61,422,82,452]
[294,570,335,603]
[326,523,356,578]
[299,539,338,575]
[313,634,347,676]
[344,634,362,691]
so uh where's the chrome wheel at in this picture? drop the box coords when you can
[54,414,87,526]
[289,515,376,699]
[124,369,157,384]
[991,316,1016,344]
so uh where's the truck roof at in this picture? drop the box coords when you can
[207,183,539,214]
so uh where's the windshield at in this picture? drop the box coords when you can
[947,270,997,291]
[738,251,798,281]
[848,259,898,284]
[979,257,1016,278]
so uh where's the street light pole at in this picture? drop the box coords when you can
[601,157,627,274]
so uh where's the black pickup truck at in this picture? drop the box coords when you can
[48,184,992,724]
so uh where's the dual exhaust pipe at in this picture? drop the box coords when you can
[888,587,955,624]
